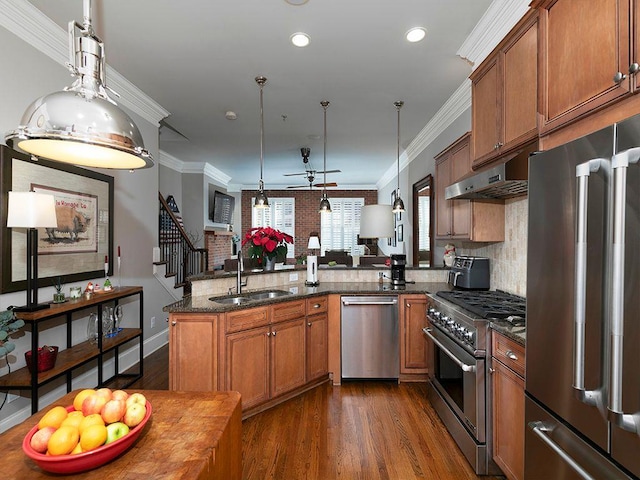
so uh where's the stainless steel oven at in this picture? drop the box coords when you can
[424,289,525,476]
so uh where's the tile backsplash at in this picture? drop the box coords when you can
[458,197,528,296]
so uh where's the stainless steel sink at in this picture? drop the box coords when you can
[209,295,252,305]
[209,289,292,305]
[246,290,292,300]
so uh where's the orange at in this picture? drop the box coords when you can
[78,413,104,435]
[47,425,79,455]
[80,424,107,452]
[60,410,84,430]
[73,389,96,411]
[38,405,68,430]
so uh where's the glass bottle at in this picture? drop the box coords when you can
[87,313,98,345]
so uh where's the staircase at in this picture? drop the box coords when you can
[156,192,208,296]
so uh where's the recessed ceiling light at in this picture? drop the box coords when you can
[225,111,237,120]
[285,0,309,5]
[291,32,310,47]
[406,27,427,43]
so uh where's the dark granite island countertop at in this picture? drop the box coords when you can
[164,282,451,314]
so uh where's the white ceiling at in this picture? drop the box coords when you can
[25,0,500,189]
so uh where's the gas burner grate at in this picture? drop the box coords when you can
[436,290,526,320]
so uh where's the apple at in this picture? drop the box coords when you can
[125,392,146,409]
[111,389,129,402]
[82,394,108,416]
[30,426,56,453]
[123,403,146,427]
[101,399,126,424]
[95,387,113,401]
[73,389,96,411]
[105,422,130,444]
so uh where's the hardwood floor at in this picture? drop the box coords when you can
[130,346,504,480]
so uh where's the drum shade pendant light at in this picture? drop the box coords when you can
[254,76,269,208]
[5,0,152,170]
[318,100,332,213]
[392,101,405,214]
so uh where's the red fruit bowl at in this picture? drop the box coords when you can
[22,401,152,474]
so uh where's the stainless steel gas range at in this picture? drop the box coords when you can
[423,289,525,476]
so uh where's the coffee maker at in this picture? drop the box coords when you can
[390,254,406,287]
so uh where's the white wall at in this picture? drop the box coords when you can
[0,26,173,431]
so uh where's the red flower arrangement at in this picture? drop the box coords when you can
[242,227,294,262]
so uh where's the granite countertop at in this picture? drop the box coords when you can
[164,281,450,313]
[490,319,526,347]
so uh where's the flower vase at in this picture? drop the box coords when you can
[263,256,276,271]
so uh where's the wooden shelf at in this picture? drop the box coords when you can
[1,287,144,413]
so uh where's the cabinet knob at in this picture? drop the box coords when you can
[497,141,503,148]
[313,303,321,309]
[171,320,176,326]
[489,367,495,374]
[307,322,312,327]
[272,331,277,336]
[630,63,640,74]
[406,303,411,308]
[266,332,271,336]
[614,71,627,83]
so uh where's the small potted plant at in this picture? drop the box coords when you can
[0,309,25,357]
[52,277,65,303]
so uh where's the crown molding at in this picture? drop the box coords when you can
[159,151,232,186]
[158,150,184,172]
[456,0,531,68]
[0,0,169,125]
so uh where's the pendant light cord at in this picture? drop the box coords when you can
[321,100,330,195]
[256,76,267,190]
[395,101,404,197]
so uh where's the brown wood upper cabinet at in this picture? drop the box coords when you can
[435,132,505,242]
[534,0,639,135]
[471,9,538,169]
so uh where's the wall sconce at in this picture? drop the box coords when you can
[7,191,58,312]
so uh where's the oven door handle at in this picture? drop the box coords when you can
[423,327,476,372]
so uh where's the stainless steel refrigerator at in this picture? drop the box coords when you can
[525,114,640,479]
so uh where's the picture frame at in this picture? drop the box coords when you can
[0,146,114,294]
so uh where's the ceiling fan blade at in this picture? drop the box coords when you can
[286,185,309,189]
[316,169,341,174]
[283,172,309,177]
[314,182,338,187]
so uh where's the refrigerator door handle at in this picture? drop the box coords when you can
[573,158,608,408]
[529,421,596,480]
[608,148,640,433]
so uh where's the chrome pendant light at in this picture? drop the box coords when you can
[254,76,270,208]
[5,0,152,170]
[392,101,405,214]
[318,100,332,213]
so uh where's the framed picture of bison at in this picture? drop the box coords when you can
[0,145,114,294]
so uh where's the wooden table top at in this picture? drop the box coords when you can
[3,389,242,479]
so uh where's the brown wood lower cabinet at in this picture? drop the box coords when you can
[491,331,525,480]
[169,296,330,415]
[169,313,218,392]
[400,294,429,376]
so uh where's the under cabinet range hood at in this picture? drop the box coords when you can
[445,144,536,200]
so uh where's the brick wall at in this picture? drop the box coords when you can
[240,189,378,257]
[205,231,234,270]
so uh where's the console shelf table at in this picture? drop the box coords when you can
[0,286,144,414]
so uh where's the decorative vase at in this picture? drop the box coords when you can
[53,292,65,303]
[263,256,276,271]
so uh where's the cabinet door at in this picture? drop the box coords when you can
[225,326,270,409]
[503,14,538,149]
[400,296,429,374]
[472,58,500,160]
[538,0,630,134]
[492,359,525,480]
[435,157,452,238]
[306,313,328,381]
[271,318,306,397]
[169,314,217,392]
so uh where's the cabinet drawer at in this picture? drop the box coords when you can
[270,299,306,324]
[225,306,269,333]
[306,296,328,316]
[492,332,525,377]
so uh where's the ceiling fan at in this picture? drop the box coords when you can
[284,147,340,188]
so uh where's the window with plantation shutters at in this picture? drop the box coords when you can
[251,197,295,258]
[320,198,364,255]
[418,196,430,250]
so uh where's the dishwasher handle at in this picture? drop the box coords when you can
[342,298,398,306]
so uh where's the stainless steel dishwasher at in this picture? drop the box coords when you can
[341,296,399,379]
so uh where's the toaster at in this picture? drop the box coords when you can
[447,256,490,290]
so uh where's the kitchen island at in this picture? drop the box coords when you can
[2,389,242,479]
